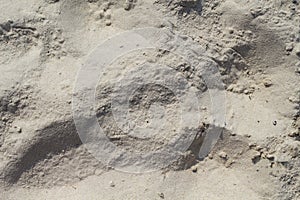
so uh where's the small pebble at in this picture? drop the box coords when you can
[105,20,112,26]
[285,43,294,51]
[109,181,115,187]
[158,192,165,199]
[201,106,207,110]
[124,4,130,10]
[263,79,272,87]
[230,132,236,136]
[124,1,131,11]
[244,30,253,36]
[251,152,261,164]
[33,31,40,38]
[191,165,198,173]
[249,142,257,148]
[228,28,234,34]
[16,127,22,133]
[58,38,65,43]
[1,117,8,122]
[218,151,228,159]
[243,89,250,94]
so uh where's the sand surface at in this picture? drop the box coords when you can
[0,0,299,199]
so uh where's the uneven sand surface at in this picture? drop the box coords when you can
[0,0,299,199]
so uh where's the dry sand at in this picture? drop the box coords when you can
[0,0,299,199]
